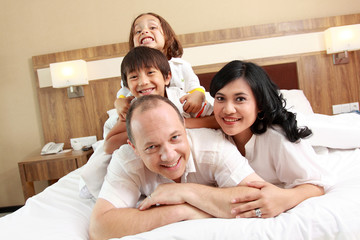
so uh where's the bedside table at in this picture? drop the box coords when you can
[18,149,93,201]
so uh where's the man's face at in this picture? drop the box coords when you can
[128,101,189,183]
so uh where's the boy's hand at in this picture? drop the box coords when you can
[114,96,135,121]
[180,91,205,114]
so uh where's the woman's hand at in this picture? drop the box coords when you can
[231,181,290,218]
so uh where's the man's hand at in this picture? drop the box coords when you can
[138,183,186,210]
[179,91,205,114]
[114,96,135,121]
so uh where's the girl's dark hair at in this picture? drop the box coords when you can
[121,46,171,88]
[209,60,312,142]
[128,13,183,60]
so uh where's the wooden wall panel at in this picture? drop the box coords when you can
[198,62,299,92]
[298,51,360,114]
[32,13,360,69]
[33,13,360,147]
[37,78,120,148]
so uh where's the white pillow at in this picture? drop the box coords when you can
[103,109,119,139]
[280,89,314,115]
[79,140,112,199]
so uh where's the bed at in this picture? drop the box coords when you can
[1,88,360,240]
[4,13,360,240]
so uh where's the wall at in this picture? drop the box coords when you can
[1,0,360,207]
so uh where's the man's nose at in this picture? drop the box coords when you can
[160,143,177,162]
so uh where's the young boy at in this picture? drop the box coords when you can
[103,46,218,154]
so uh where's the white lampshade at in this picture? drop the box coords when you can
[324,24,360,54]
[50,60,88,88]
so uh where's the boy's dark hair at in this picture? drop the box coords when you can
[121,46,171,88]
[210,60,312,142]
[126,95,184,145]
[128,12,183,60]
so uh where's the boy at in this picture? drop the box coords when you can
[103,46,218,154]
[80,47,217,199]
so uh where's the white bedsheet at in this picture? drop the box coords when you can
[119,148,360,240]
[1,148,360,240]
[0,168,95,240]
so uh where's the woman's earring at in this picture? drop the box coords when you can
[257,112,265,120]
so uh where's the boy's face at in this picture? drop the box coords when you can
[127,67,171,98]
[128,101,189,183]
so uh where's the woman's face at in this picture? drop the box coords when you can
[213,77,259,136]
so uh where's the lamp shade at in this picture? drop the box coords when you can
[50,60,88,88]
[324,24,360,54]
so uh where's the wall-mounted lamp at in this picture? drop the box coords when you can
[324,24,360,65]
[50,60,88,98]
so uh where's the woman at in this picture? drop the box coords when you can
[210,60,330,218]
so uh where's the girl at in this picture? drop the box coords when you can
[115,13,205,121]
[210,60,330,218]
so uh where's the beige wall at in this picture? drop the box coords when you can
[1,0,360,207]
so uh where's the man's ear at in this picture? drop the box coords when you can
[164,71,172,86]
[127,139,139,156]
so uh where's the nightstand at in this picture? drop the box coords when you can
[18,149,93,201]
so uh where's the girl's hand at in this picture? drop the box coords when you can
[180,91,205,113]
[231,181,290,218]
[138,183,187,210]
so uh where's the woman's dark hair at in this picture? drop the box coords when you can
[210,60,312,142]
[121,46,171,88]
[128,12,183,60]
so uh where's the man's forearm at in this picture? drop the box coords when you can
[90,200,210,240]
[183,184,259,218]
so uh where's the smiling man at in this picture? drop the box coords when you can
[89,95,263,240]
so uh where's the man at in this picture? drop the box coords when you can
[89,95,263,240]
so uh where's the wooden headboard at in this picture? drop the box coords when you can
[32,13,360,148]
[198,62,298,91]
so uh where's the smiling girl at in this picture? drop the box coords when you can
[115,13,206,121]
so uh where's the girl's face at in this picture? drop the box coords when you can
[213,77,259,137]
[133,14,165,52]
[127,67,171,98]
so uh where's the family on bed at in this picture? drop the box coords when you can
[84,13,331,240]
